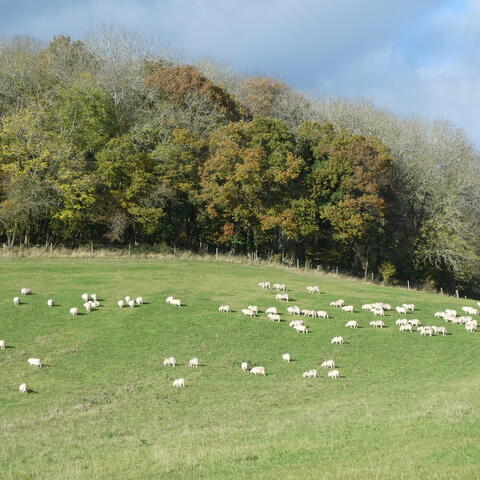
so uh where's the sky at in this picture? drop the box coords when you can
[1,0,479,145]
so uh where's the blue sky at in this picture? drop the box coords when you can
[1,0,479,145]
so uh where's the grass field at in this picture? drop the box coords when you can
[0,257,479,479]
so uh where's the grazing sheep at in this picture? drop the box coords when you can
[117,300,125,308]
[248,305,258,314]
[462,306,478,315]
[330,299,345,308]
[275,293,289,302]
[266,307,278,315]
[218,305,232,313]
[173,378,185,388]
[341,305,354,313]
[328,369,340,379]
[0,340,5,349]
[282,353,291,362]
[445,309,457,316]
[171,299,181,307]
[362,304,373,311]
[382,304,392,311]
[396,318,408,326]
[289,319,305,328]
[302,369,317,378]
[372,308,385,317]
[189,357,199,367]
[331,336,344,344]
[396,306,407,315]
[345,320,358,328]
[83,302,92,312]
[321,360,335,369]
[135,297,144,305]
[369,320,385,328]
[241,362,249,371]
[408,319,421,327]
[294,325,308,334]
[268,313,281,322]
[69,307,78,316]
[124,296,132,303]
[13,297,20,305]
[435,311,446,318]
[47,299,55,307]
[27,358,42,367]
[163,357,176,366]
[250,366,266,376]
[81,293,89,302]
[273,283,287,292]
[402,303,415,311]
[399,324,413,332]
[91,300,100,308]
[316,310,329,319]
[307,286,320,294]
[90,294,97,302]
[287,306,301,315]
[128,299,135,308]
[465,322,476,333]
[19,383,28,393]
[166,296,174,304]
[419,326,434,336]
[258,281,271,289]
[242,308,256,317]
[436,326,447,336]
[21,288,32,295]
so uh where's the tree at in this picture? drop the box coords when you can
[239,76,290,117]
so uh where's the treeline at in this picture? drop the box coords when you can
[1,28,479,293]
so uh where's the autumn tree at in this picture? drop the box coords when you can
[239,76,290,117]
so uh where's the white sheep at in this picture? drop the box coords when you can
[135,297,144,305]
[321,360,335,369]
[21,288,32,295]
[268,313,281,322]
[166,296,174,304]
[258,281,271,289]
[345,320,358,328]
[372,308,385,317]
[171,299,181,307]
[399,324,412,332]
[462,306,478,315]
[287,306,301,315]
[330,299,345,308]
[90,294,97,302]
[27,358,42,367]
[445,309,457,316]
[282,353,291,362]
[328,369,340,379]
[362,304,373,311]
[125,296,132,303]
[83,302,92,312]
[294,325,308,334]
[408,319,421,327]
[396,306,407,315]
[437,326,447,336]
[289,319,304,328]
[275,293,289,302]
[273,283,287,292]
[128,299,135,308]
[247,305,258,314]
[242,308,256,317]
[173,378,185,388]
[316,310,329,319]
[0,340,5,349]
[250,366,266,376]
[302,369,317,378]
[19,383,28,393]
[396,318,408,326]
[189,357,199,367]
[369,320,385,328]
[465,322,476,333]
[91,300,100,308]
[69,307,78,316]
[117,300,125,308]
[331,336,344,344]
[265,307,277,315]
[402,303,415,311]
[341,305,354,313]
[307,286,320,294]
[218,305,231,313]
[81,293,89,302]
[241,362,249,371]
[13,297,20,305]
[47,299,55,307]
[163,356,176,366]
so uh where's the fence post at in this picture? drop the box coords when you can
[90,242,93,254]
[407,280,410,290]
[216,247,219,260]
[455,289,459,298]
[440,287,443,295]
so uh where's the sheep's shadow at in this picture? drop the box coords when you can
[4,345,15,349]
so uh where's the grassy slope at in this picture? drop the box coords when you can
[0,258,479,479]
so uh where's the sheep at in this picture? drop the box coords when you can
[81,293,89,302]
[268,313,281,322]
[457,316,472,324]
[465,322,476,333]
[382,304,392,311]
[402,303,415,311]
[27,358,42,367]
[90,294,97,302]
[241,362,249,371]
[218,305,232,313]
[124,296,132,303]
[128,299,135,308]
[163,357,177,366]
[173,378,185,388]
[248,305,258,314]
[395,306,407,315]
[437,326,447,336]
[171,299,181,307]
[166,296,174,304]
[117,300,125,308]
[435,311,446,318]
[462,306,478,315]
[275,293,289,302]
[242,308,256,317]
[0,340,5,349]
[19,383,28,393]
[369,320,385,328]
[273,283,287,292]
[307,286,320,294]
[258,281,271,289]
[21,288,32,295]
[328,369,340,379]
[396,318,408,326]
[287,306,301,315]
[330,299,345,308]
[345,320,358,328]
[13,297,20,305]
[289,319,304,328]
[282,353,291,362]
[135,296,144,305]
[362,304,373,311]
[316,310,329,319]
[250,366,266,376]
[419,326,434,336]
[407,319,421,327]
[47,299,55,307]
[372,308,385,317]
[399,324,413,332]
[83,302,92,312]
[69,307,78,316]
[92,300,100,308]
[302,369,317,378]
[265,307,277,315]
[331,336,344,344]
[445,309,457,316]
[341,305,354,313]
[294,325,308,334]
[321,360,335,369]
[189,357,199,367]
